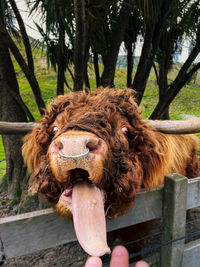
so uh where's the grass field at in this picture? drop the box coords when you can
[0,52,200,179]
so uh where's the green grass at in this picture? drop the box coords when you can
[0,199,6,205]
[8,197,20,207]
[139,82,200,120]
[0,161,6,175]
[1,174,8,188]
[0,48,200,178]
[0,136,5,159]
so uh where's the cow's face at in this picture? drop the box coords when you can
[23,89,151,256]
[47,112,141,218]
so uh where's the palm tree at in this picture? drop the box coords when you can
[131,0,174,104]
[28,0,75,94]
[0,0,28,198]
[150,0,200,119]
[98,0,134,87]
[124,6,143,87]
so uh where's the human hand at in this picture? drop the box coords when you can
[85,245,149,267]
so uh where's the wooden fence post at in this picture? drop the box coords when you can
[161,173,188,267]
[0,239,4,261]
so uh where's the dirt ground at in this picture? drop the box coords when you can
[1,180,200,267]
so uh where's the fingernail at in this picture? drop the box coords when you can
[135,260,149,267]
[113,246,127,256]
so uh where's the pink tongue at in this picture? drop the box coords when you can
[72,182,111,256]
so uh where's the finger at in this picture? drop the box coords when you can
[110,246,129,267]
[135,260,149,267]
[85,256,102,267]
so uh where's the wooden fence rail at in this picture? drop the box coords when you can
[1,174,200,266]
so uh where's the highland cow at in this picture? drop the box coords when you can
[22,89,199,256]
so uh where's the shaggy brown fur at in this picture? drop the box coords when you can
[22,88,199,220]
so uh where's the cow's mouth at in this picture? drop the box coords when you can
[59,168,93,206]
[57,167,110,257]
[70,168,92,185]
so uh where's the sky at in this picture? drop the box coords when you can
[16,0,41,39]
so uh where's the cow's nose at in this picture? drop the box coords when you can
[50,133,106,157]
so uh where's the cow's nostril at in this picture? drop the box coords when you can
[51,141,63,154]
[57,141,64,150]
[87,139,105,154]
[87,141,99,152]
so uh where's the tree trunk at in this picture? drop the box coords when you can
[158,51,170,120]
[126,43,134,88]
[150,39,200,119]
[7,88,35,121]
[18,171,49,214]
[9,0,34,72]
[64,75,72,91]
[132,0,173,105]
[84,66,90,90]
[152,62,159,85]
[83,14,91,90]
[57,20,65,95]
[67,65,74,82]
[0,25,45,115]
[131,23,155,103]
[99,0,133,87]
[0,38,27,199]
[73,0,86,91]
[57,64,65,95]
[93,52,100,87]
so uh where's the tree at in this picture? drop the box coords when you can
[0,25,46,115]
[150,0,200,119]
[131,0,174,104]
[150,26,200,119]
[73,0,88,91]
[28,0,75,94]
[99,0,134,87]
[30,0,135,91]
[0,0,46,198]
[0,0,45,115]
[0,2,28,197]
[124,6,143,87]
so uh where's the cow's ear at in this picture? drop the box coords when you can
[22,125,50,173]
[22,131,37,174]
[22,125,50,197]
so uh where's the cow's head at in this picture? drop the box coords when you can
[22,89,161,256]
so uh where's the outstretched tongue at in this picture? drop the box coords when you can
[72,182,111,256]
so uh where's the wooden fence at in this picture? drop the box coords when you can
[1,173,200,266]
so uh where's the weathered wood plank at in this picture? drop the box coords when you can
[107,186,163,231]
[0,209,76,259]
[161,174,188,267]
[182,239,200,267]
[0,187,163,259]
[187,177,200,209]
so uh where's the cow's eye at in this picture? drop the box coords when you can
[121,127,129,135]
[53,126,59,133]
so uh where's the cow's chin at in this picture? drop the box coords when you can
[55,200,73,217]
